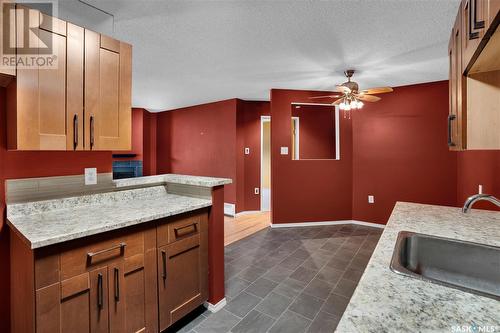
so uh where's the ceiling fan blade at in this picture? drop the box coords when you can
[354,94,381,102]
[336,85,351,94]
[332,98,344,105]
[309,95,342,100]
[361,87,393,94]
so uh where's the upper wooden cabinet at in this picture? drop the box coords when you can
[6,5,131,151]
[85,31,132,151]
[448,6,466,150]
[448,0,500,150]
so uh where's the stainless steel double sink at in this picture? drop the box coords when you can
[390,231,500,300]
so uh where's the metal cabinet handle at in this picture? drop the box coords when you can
[90,115,95,149]
[114,268,120,301]
[97,273,103,309]
[87,242,126,259]
[448,114,457,147]
[161,250,167,280]
[73,114,78,149]
[174,223,198,238]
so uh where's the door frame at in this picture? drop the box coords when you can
[260,116,271,212]
[291,116,300,160]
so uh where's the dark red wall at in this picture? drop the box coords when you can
[457,150,500,210]
[292,105,336,160]
[156,99,238,204]
[270,89,353,224]
[352,81,458,224]
[0,87,113,331]
[143,110,158,176]
[238,101,270,212]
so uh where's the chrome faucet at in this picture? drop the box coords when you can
[462,194,500,213]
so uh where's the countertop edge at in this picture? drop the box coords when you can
[113,174,233,188]
[7,201,212,250]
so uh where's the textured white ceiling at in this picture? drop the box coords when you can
[58,0,460,111]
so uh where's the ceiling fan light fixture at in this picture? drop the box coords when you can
[357,101,364,109]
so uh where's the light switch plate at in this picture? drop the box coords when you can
[84,168,97,185]
[478,184,483,194]
[254,188,260,195]
[368,195,375,204]
[245,147,250,155]
[280,147,289,155]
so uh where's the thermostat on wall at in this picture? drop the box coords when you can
[280,147,289,155]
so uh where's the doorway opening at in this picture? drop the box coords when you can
[261,116,271,212]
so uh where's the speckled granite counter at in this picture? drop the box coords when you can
[336,202,500,333]
[7,185,212,249]
[114,173,232,188]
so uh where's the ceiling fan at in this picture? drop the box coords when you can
[310,70,393,117]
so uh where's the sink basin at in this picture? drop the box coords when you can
[390,231,500,300]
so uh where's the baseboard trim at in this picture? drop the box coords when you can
[270,220,384,229]
[204,298,227,313]
[235,210,262,217]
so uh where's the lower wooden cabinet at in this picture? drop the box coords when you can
[157,212,208,331]
[10,209,209,333]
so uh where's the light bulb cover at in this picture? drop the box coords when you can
[357,101,364,108]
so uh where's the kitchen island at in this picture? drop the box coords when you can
[6,174,231,333]
[336,202,500,332]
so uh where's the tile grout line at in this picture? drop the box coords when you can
[219,225,381,333]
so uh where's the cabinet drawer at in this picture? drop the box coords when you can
[60,231,144,280]
[157,212,202,247]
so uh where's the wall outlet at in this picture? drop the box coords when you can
[245,147,250,155]
[478,184,483,194]
[84,168,97,185]
[280,146,289,155]
[368,195,375,204]
[254,188,260,195]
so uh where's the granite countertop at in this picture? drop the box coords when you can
[336,202,500,333]
[7,185,212,249]
[113,173,232,188]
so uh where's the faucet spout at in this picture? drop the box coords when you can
[462,194,500,213]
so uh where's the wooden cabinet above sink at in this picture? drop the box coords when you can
[448,0,500,150]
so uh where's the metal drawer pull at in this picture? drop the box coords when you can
[174,223,198,238]
[90,115,95,149]
[87,242,126,259]
[448,114,456,147]
[73,114,78,149]
[161,250,167,280]
[97,273,103,309]
[114,268,120,301]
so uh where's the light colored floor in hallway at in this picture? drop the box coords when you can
[224,211,271,246]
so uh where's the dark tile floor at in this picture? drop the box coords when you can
[166,224,382,333]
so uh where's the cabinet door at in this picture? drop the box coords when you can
[462,0,487,70]
[84,32,131,151]
[11,8,68,150]
[90,267,110,333]
[489,0,500,27]
[84,29,100,150]
[36,272,97,333]
[59,273,92,333]
[120,253,155,333]
[97,40,132,150]
[158,233,207,331]
[66,23,84,150]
